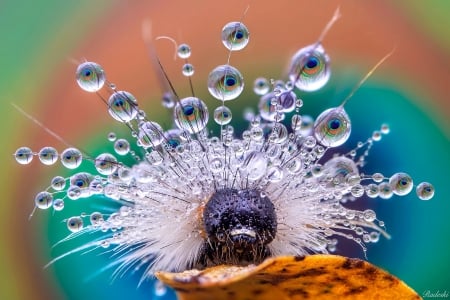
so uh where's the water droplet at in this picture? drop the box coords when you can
[314,107,351,147]
[70,172,93,190]
[258,92,277,121]
[208,65,244,101]
[266,166,283,182]
[76,62,105,92]
[60,148,82,169]
[95,153,118,176]
[285,157,302,174]
[108,91,139,123]
[351,184,364,197]
[242,151,267,181]
[378,182,393,199]
[380,124,390,134]
[35,191,53,209]
[174,97,209,134]
[138,121,164,148]
[288,44,330,91]
[363,209,376,222]
[53,199,64,211]
[253,77,270,95]
[213,106,232,125]
[90,212,104,225]
[182,63,194,76]
[107,132,117,142]
[291,114,302,131]
[366,183,379,198]
[416,182,434,200]
[67,216,83,233]
[278,90,297,113]
[221,21,249,51]
[51,176,66,191]
[114,138,130,155]
[177,43,191,59]
[38,146,58,165]
[372,173,384,183]
[389,172,413,196]
[14,147,33,164]
[210,158,224,173]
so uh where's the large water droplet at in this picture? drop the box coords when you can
[138,121,164,148]
[60,148,82,169]
[242,151,267,181]
[288,44,330,91]
[389,172,413,196]
[14,147,33,165]
[314,107,351,147]
[76,62,105,92]
[67,216,83,233]
[95,153,118,176]
[416,182,435,200]
[38,146,58,165]
[108,91,139,123]
[174,97,209,134]
[213,106,232,125]
[221,22,249,51]
[208,65,244,101]
[35,191,53,209]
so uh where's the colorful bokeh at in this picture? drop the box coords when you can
[1,0,449,299]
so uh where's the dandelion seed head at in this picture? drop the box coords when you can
[14,8,435,284]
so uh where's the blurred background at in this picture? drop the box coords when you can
[1,0,449,299]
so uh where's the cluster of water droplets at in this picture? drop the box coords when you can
[15,11,435,280]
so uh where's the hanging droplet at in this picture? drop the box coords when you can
[76,62,106,92]
[34,191,53,209]
[213,106,232,125]
[70,172,93,190]
[221,21,249,51]
[208,65,244,101]
[288,44,330,91]
[182,63,194,77]
[60,148,82,169]
[38,146,58,165]
[378,182,393,199]
[67,216,83,233]
[253,77,270,95]
[107,132,117,142]
[114,138,130,156]
[95,153,118,176]
[14,147,33,165]
[108,91,139,123]
[138,121,164,148]
[90,212,103,225]
[416,182,435,200]
[51,176,66,191]
[52,199,64,211]
[314,107,351,147]
[174,97,209,134]
[177,43,191,59]
[389,172,413,196]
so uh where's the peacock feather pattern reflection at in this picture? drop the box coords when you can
[14,7,434,284]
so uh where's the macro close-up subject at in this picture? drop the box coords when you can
[1,0,449,299]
